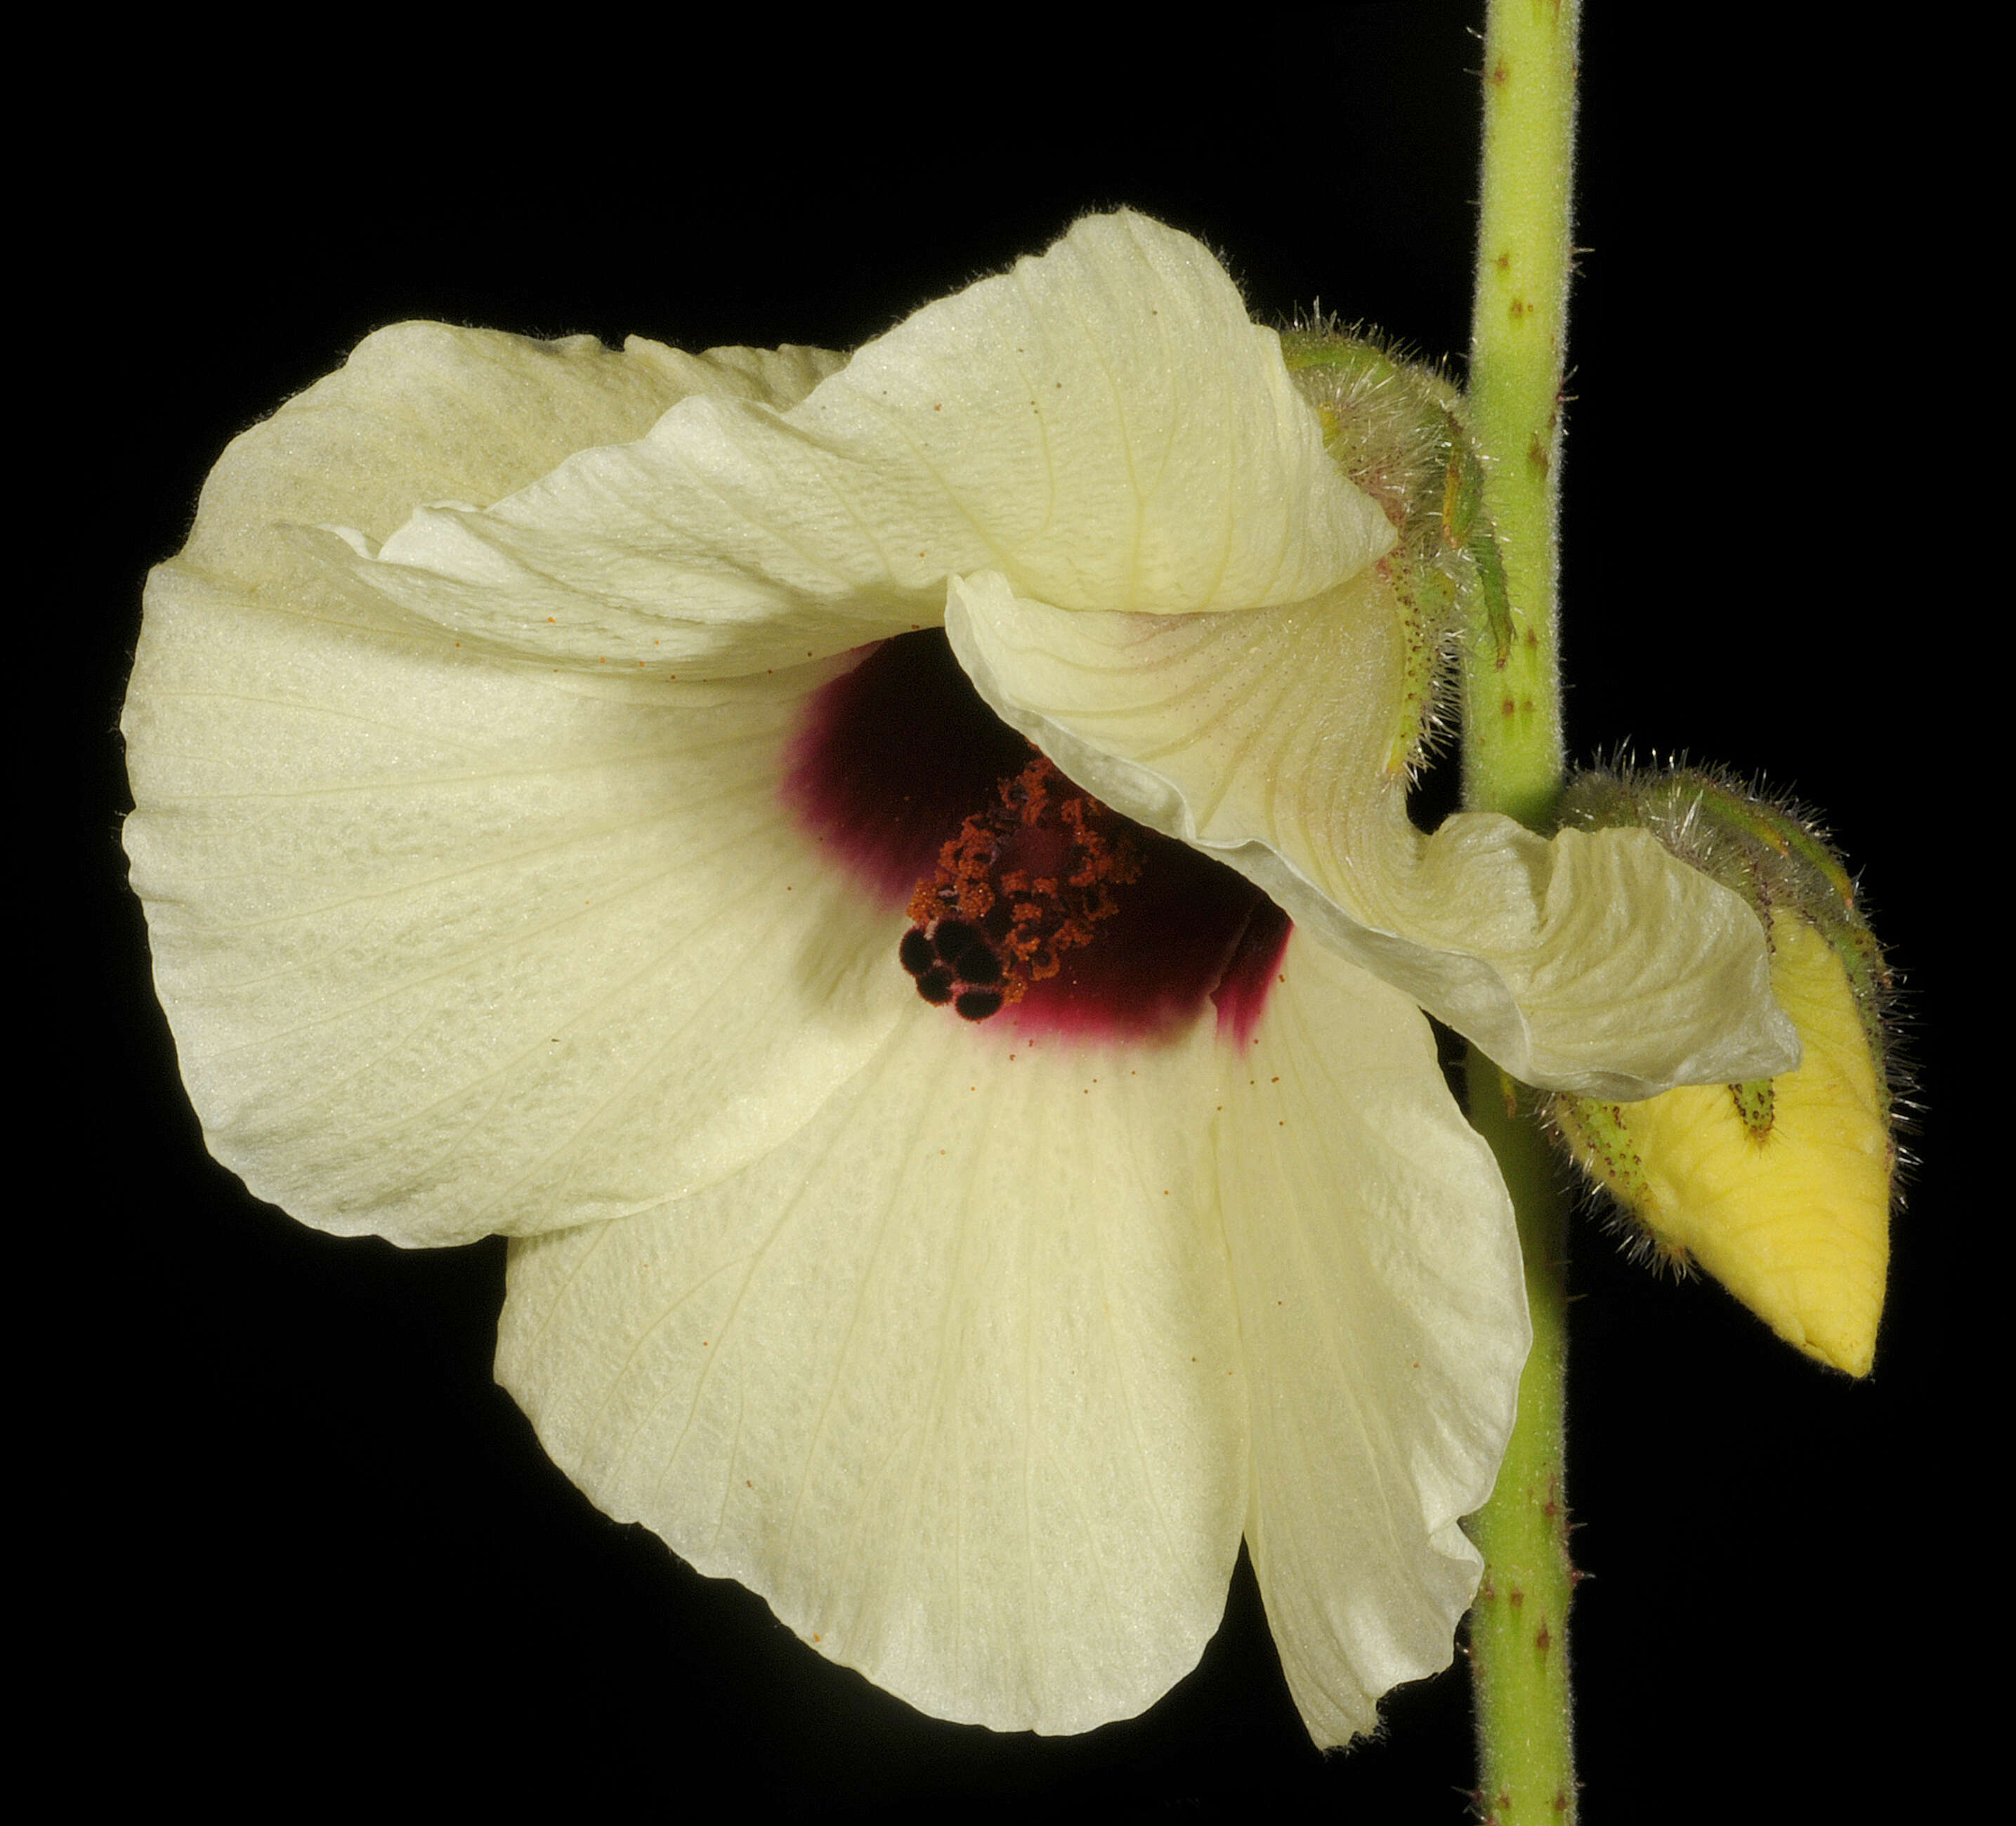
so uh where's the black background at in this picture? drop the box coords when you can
[58,5,1955,1815]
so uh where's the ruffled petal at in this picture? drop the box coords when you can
[495,1007,1247,1734]
[177,321,842,604]
[352,211,1391,678]
[945,571,1800,1098]
[1213,933,1528,1745]
[126,329,897,1247]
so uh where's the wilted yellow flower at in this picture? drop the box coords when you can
[1550,768,1896,1374]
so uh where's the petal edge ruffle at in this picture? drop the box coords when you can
[945,570,1799,1098]
[348,212,1392,680]
[1215,935,1527,1745]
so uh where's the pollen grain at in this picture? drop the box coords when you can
[898,752,1142,1022]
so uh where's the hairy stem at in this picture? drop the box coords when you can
[1461,1,1582,1821]
[1462,0,1573,828]
[1464,1058,1577,1824]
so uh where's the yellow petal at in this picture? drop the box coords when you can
[1557,912,1892,1374]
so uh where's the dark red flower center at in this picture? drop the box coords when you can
[783,631,1290,1045]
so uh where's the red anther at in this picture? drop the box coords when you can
[788,631,1291,1044]
[903,751,1144,1019]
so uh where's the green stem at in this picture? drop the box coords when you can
[1464,1058,1576,1824]
[1462,0,1575,829]
[1462,1,1582,1821]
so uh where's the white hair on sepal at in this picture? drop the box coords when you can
[1277,319,1495,788]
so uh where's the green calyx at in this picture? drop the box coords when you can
[1281,327,1512,778]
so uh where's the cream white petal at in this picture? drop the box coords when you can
[945,571,1800,1098]
[1214,933,1528,1747]
[353,212,1391,678]
[495,1007,1247,1735]
[126,582,900,1246]
[177,321,843,603]
[126,327,894,1248]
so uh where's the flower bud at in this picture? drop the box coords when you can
[1546,768,1899,1375]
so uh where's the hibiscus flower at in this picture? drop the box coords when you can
[122,211,1793,1744]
